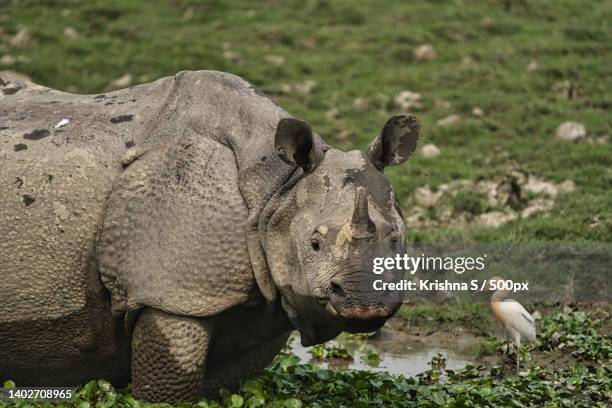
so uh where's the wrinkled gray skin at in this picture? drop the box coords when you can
[0,70,419,402]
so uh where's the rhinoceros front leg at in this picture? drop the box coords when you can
[201,331,291,399]
[131,308,213,403]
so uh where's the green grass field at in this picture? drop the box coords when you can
[1,1,610,407]
[2,0,610,242]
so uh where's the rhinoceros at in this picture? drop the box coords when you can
[0,70,419,402]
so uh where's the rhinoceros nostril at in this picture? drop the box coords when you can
[330,280,345,298]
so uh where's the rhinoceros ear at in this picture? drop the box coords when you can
[367,115,420,170]
[275,118,324,173]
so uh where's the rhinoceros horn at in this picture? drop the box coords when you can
[351,187,376,239]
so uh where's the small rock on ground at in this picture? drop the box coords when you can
[0,55,16,66]
[294,80,316,95]
[421,143,441,158]
[521,198,554,219]
[107,73,133,90]
[10,28,31,48]
[526,61,538,71]
[353,97,368,112]
[552,80,575,99]
[63,27,79,39]
[263,55,285,66]
[413,186,442,208]
[413,44,436,61]
[437,114,460,126]
[475,211,518,227]
[394,91,422,111]
[524,175,559,196]
[556,121,586,142]
[556,180,576,194]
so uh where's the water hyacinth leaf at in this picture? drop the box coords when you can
[246,395,265,407]
[283,398,302,408]
[361,351,381,367]
[228,394,243,407]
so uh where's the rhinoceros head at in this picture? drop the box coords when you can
[265,115,419,346]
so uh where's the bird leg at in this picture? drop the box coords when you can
[515,341,522,374]
[515,346,520,374]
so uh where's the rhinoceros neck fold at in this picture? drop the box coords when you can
[121,70,319,305]
[158,71,310,303]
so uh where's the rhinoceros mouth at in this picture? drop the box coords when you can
[324,300,400,323]
[323,299,389,332]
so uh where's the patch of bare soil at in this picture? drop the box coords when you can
[404,171,576,229]
[373,317,484,355]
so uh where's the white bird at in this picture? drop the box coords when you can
[485,276,536,373]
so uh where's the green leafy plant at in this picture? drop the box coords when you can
[309,344,325,361]
[539,310,612,361]
[361,352,381,367]
[323,346,353,361]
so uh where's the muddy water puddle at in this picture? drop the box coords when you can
[287,319,477,377]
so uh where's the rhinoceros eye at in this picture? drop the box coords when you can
[311,238,321,251]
